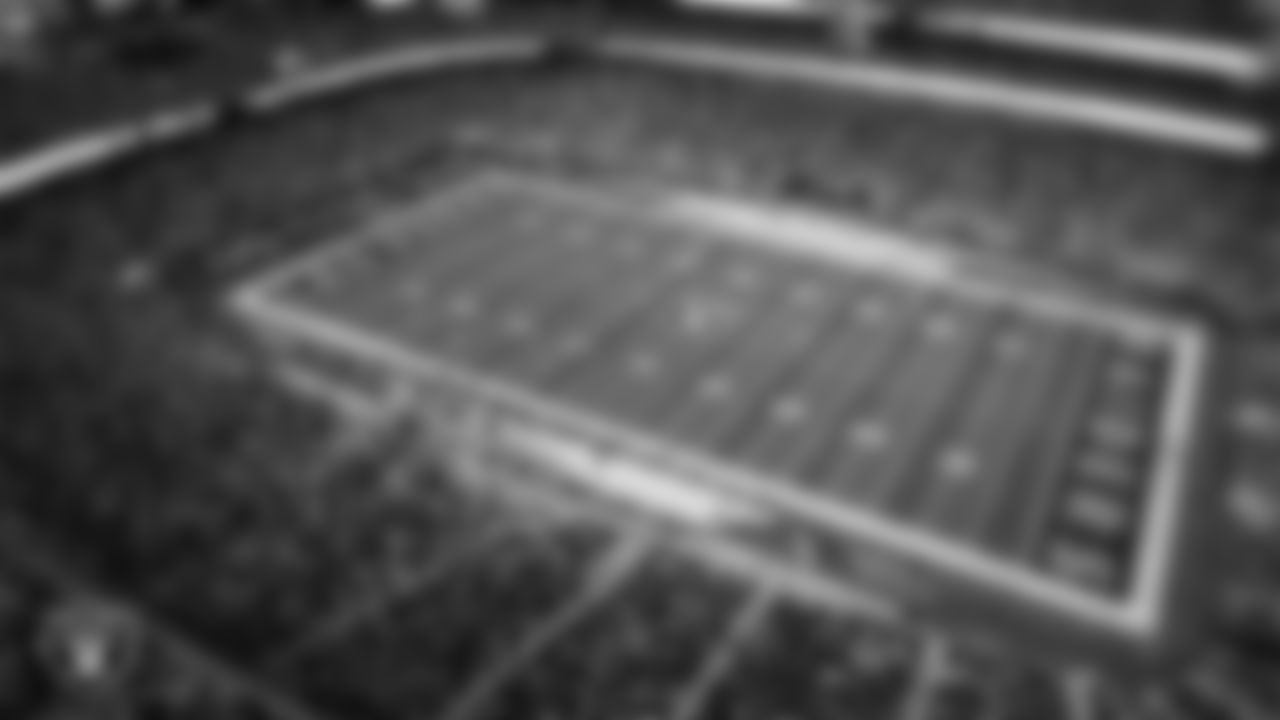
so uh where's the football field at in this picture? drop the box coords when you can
[234,171,1211,642]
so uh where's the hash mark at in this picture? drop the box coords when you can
[698,375,736,403]
[626,352,664,379]
[849,420,891,453]
[938,447,980,484]
[771,396,811,426]
[447,294,480,319]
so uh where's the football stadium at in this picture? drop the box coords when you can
[0,0,1279,718]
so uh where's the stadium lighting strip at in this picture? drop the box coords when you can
[0,36,544,204]
[243,35,547,111]
[594,35,1269,156]
[921,11,1270,86]
[232,172,1211,640]
[0,99,226,202]
[0,125,157,202]
[677,0,1267,84]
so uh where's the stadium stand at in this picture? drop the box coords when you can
[2,1,1280,719]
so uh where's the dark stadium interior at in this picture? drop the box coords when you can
[3,1,1280,719]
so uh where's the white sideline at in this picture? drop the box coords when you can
[1129,325,1210,629]
[922,11,1268,86]
[597,35,1269,156]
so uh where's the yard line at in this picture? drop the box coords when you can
[826,304,995,512]
[552,247,777,424]
[998,337,1109,559]
[653,262,828,449]
[700,271,861,460]
[916,321,1071,539]
[523,239,729,386]
[736,282,928,483]
[284,204,520,328]
[463,221,686,374]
